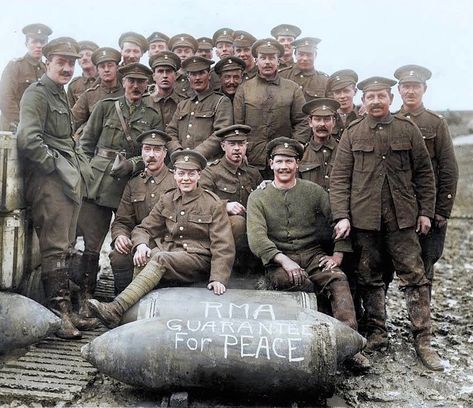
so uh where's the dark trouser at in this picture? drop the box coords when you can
[419,224,447,282]
[77,199,115,253]
[353,227,430,339]
[265,247,357,330]
[109,249,134,295]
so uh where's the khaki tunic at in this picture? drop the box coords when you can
[279,66,329,100]
[174,72,193,98]
[16,74,93,260]
[299,136,338,192]
[399,105,458,218]
[233,74,309,169]
[72,80,124,131]
[67,74,98,108]
[0,53,46,130]
[334,106,362,141]
[330,114,435,231]
[132,186,235,285]
[199,157,263,206]
[166,89,233,160]
[242,65,258,82]
[144,90,182,128]
[81,96,163,209]
[111,168,175,241]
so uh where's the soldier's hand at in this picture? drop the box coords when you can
[115,235,133,254]
[133,244,151,267]
[226,201,246,215]
[319,252,343,272]
[416,215,431,235]
[207,281,226,295]
[110,153,133,178]
[334,218,351,239]
[434,214,447,229]
[274,253,308,286]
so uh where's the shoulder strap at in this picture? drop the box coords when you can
[114,100,135,150]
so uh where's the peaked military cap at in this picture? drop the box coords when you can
[233,30,257,48]
[147,32,169,45]
[270,24,301,39]
[118,32,148,52]
[78,41,99,52]
[292,37,321,52]
[302,98,340,116]
[149,51,181,71]
[212,28,234,44]
[215,124,252,141]
[328,69,358,91]
[92,47,121,65]
[197,37,214,50]
[42,37,80,58]
[394,64,432,84]
[357,76,397,92]
[267,137,303,160]
[181,56,214,72]
[171,150,207,170]
[137,129,171,146]
[214,56,245,75]
[118,63,153,79]
[22,23,52,41]
[169,34,199,52]
[251,38,285,57]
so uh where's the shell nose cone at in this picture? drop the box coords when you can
[336,326,367,363]
[81,343,91,361]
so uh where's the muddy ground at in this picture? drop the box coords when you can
[2,143,473,408]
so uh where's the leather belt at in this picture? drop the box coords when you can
[95,148,120,159]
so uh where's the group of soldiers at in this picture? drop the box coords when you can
[0,22,458,375]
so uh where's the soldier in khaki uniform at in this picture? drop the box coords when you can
[246,137,369,370]
[67,41,99,108]
[145,51,182,128]
[330,77,443,371]
[72,47,123,133]
[279,37,329,100]
[78,63,163,317]
[213,28,234,59]
[232,30,257,81]
[147,32,169,57]
[196,37,213,60]
[17,37,95,339]
[0,23,52,131]
[214,56,245,103]
[118,32,148,65]
[166,56,233,161]
[327,69,362,140]
[88,150,235,328]
[110,130,175,294]
[233,38,309,177]
[200,124,262,272]
[169,34,198,98]
[394,64,459,292]
[270,24,301,70]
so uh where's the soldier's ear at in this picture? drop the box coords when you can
[220,142,225,151]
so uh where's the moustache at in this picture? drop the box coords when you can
[60,71,72,76]
[316,127,328,132]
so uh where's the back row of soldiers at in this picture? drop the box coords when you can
[3,24,458,373]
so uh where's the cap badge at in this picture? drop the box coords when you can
[284,143,289,148]
[266,41,271,46]
[184,155,189,162]
[223,30,227,35]
[235,130,239,134]
[164,55,168,59]
[102,51,107,56]
[322,105,327,110]
[228,59,232,64]
[335,76,340,81]
[151,133,156,138]
[180,37,185,41]
[409,71,415,76]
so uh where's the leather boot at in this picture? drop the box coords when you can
[88,258,165,328]
[362,286,389,352]
[42,261,81,339]
[329,280,370,372]
[78,251,100,317]
[405,285,444,371]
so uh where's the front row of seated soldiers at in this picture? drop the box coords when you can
[89,134,370,371]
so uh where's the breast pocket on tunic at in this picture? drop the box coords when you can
[48,104,71,136]
[215,180,237,201]
[390,140,412,171]
[352,140,374,172]
[418,127,436,158]
[186,213,213,254]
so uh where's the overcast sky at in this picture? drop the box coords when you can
[0,0,471,110]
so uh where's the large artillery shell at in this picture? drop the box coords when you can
[122,287,318,324]
[0,292,60,353]
[82,308,365,395]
